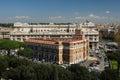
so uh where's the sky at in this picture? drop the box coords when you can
[0,0,120,23]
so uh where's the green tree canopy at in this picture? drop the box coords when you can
[17,48,33,57]
[67,64,99,80]
[0,39,27,55]
[107,51,120,76]
[114,31,120,46]
[0,23,13,27]
[100,68,119,80]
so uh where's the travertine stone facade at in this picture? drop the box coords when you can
[10,22,76,42]
[79,21,99,50]
[10,21,99,50]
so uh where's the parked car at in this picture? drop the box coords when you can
[88,66,100,72]
[89,61,100,67]
[89,53,94,57]
[104,60,109,69]
[95,61,100,65]
[104,57,108,62]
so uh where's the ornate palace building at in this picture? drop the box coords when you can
[25,29,89,64]
[79,21,99,50]
[10,22,76,42]
[10,21,99,50]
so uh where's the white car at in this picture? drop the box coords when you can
[88,66,100,72]
[104,62,109,67]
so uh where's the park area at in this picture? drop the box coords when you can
[110,60,118,70]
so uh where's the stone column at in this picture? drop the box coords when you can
[92,43,95,50]
[96,43,99,49]
[15,36,17,41]
[20,36,23,42]
[10,35,13,40]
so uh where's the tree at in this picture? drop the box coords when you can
[0,55,35,80]
[56,65,73,80]
[67,64,99,80]
[2,65,36,80]
[107,52,115,69]
[113,52,120,76]
[0,56,8,76]
[52,65,59,80]
[0,23,13,27]
[17,48,33,58]
[2,68,21,80]
[107,51,120,76]
[99,31,103,40]
[0,55,102,80]
[114,31,120,46]
[100,69,119,80]
[0,39,27,55]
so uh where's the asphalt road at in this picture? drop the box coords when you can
[80,49,105,72]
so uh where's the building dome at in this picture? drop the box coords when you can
[14,22,23,27]
[84,21,95,26]
[23,23,29,26]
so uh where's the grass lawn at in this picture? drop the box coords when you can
[110,60,118,70]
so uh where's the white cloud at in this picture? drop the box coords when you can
[0,17,11,20]
[0,16,31,23]
[75,14,107,20]
[106,11,110,14]
[74,14,99,20]
[75,16,86,19]
[74,14,109,23]
[15,16,29,19]
[88,14,100,19]
[49,16,66,19]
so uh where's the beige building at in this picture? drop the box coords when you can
[0,27,11,39]
[25,29,89,64]
[10,21,99,50]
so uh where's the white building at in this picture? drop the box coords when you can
[10,21,99,50]
[79,21,99,50]
[10,22,76,42]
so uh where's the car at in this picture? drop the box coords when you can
[92,60,100,65]
[59,64,70,68]
[95,61,100,65]
[89,53,94,57]
[104,61,109,67]
[88,66,100,72]
[104,57,108,62]
[89,60,100,66]
[89,63,97,67]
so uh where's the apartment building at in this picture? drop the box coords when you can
[25,29,89,64]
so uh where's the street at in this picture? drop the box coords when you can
[80,49,106,72]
